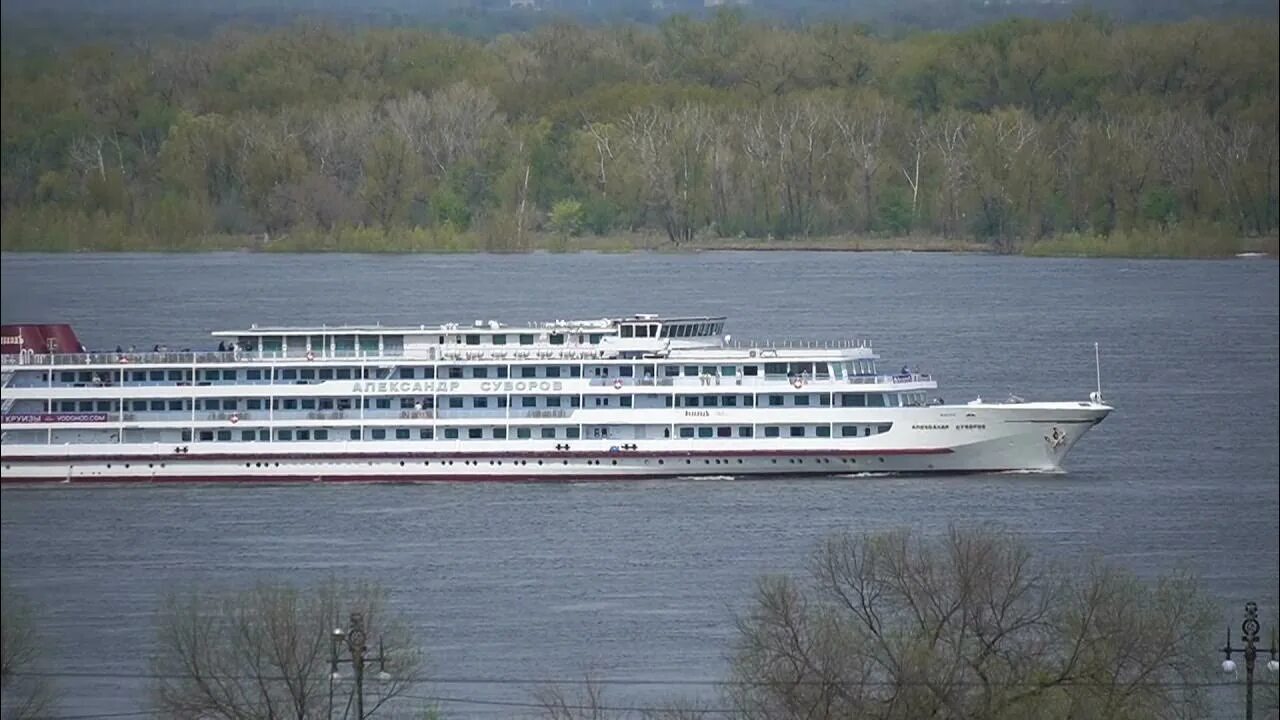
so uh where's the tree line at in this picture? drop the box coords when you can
[1,12,1276,254]
[3,529,1278,719]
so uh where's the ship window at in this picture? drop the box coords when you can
[795,395,810,406]
[297,430,311,441]
[877,424,893,434]
[683,366,698,376]
[493,428,507,439]
[320,399,333,410]
[449,397,464,408]
[399,367,415,379]
[621,326,634,338]
[698,427,714,438]
[147,371,163,382]
[522,397,537,408]
[566,427,580,439]
[820,394,831,406]
[445,428,459,439]
[790,426,806,438]
[768,395,784,407]
[336,368,352,379]
[247,399,262,410]
[281,369,297,380]
[401,398,415,409]
[246,369,261,381]
[98,401,113,412]
[199,431,214,442]
[743,396,754,407]
[472,367,488,378]
[704,396,719,407]
[519,334,535,345]
[664,365,679,377]
[376,399,390,409]
[150,401,164,411]
[589,334,603,344]
[241,430,256,442]
[319,369,333,380]
[570,396,581,407]
[549,334,566,345]
[521,366,537,378]
[465,334,480,346]
[764,363,787,375]
[620,396,633,408]
[842,393,867,407]
[473,398,488,408]
[817,426,831,438]
[842,425,858,437]
[619,366,634,377]
[493,334,507,345]
[546,397,561,407]
[679,427,695,438]
[541,428,556,439]
[722,396,737,407]
[350,429,361,440]
[497,397,508,408]
[315,430,328,440]
[765,427,780,438]
[738,426,753,437]
[371,429,386,440]
[224,370,238,381]
[864,427,872,437]
[685,397,699,407]
[665,396,674,407]
[131,371,147,382]
[721,366,736,376]
[569,366,581,378]
[448,367,463,379]
[546,366,561,378]
[181,430,192,442]
[132,400,147,411]
[419,429,433,439]
[396,429,410,440]
[517,428,531,439]
[497,367,509,378]
[660,326,670,338]
[60,371,76,383]
[717,426,732,438]
[867,394,886,407]
[277,430,293,441]
[301,399,316,410]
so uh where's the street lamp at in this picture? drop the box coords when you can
[329,611,394,720]
[1220,601,1279,720]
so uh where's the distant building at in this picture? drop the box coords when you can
[704,0,751,7]
[509,0,538,9]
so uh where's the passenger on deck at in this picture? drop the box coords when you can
[217,341,227,352]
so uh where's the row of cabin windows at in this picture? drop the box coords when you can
[182,426,586,442]
[49,361,886,387]
[619,322,723,338]
[462,333,605,346]
[674,423,893,439]
[57,393,912,414]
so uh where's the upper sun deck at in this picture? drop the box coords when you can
[1,315,881,369]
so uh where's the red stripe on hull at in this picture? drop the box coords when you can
[0,447,951,464]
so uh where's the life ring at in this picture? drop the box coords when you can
[613,378,623,390]
[791,378,803,389]
[118,356,129,364]
[229,413,240,424]
[305,350,315,361]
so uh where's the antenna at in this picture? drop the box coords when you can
[1090,342,1103,404]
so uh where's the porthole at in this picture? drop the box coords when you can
[611,460,617,465]
[424,461,430,466]
[658,460,664,465]
[399,461,405,467]
[879,457,885,463]
[538,460,544,465]
[737,459,743,464]
[124,464,130,468]
[686,459,692,464]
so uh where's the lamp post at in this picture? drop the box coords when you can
[1220,601,1279,720]
[329,611,393,720]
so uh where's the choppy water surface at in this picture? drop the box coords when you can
[2,251,1278,718]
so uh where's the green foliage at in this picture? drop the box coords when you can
[548,198,586,237]
[0,17,1276,255]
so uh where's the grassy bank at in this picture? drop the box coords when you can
[1,213,1274,258]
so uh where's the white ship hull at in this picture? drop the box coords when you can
[0,402,1109,484]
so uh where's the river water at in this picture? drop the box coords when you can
[1,251,1278,718]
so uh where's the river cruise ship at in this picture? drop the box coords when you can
[0,316,1110,483]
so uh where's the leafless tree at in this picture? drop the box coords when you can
[1,579,55,720]
[151,579,421,720]
[621,105,714,245]
[834,92,891,233]
[728,527,1214,720]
